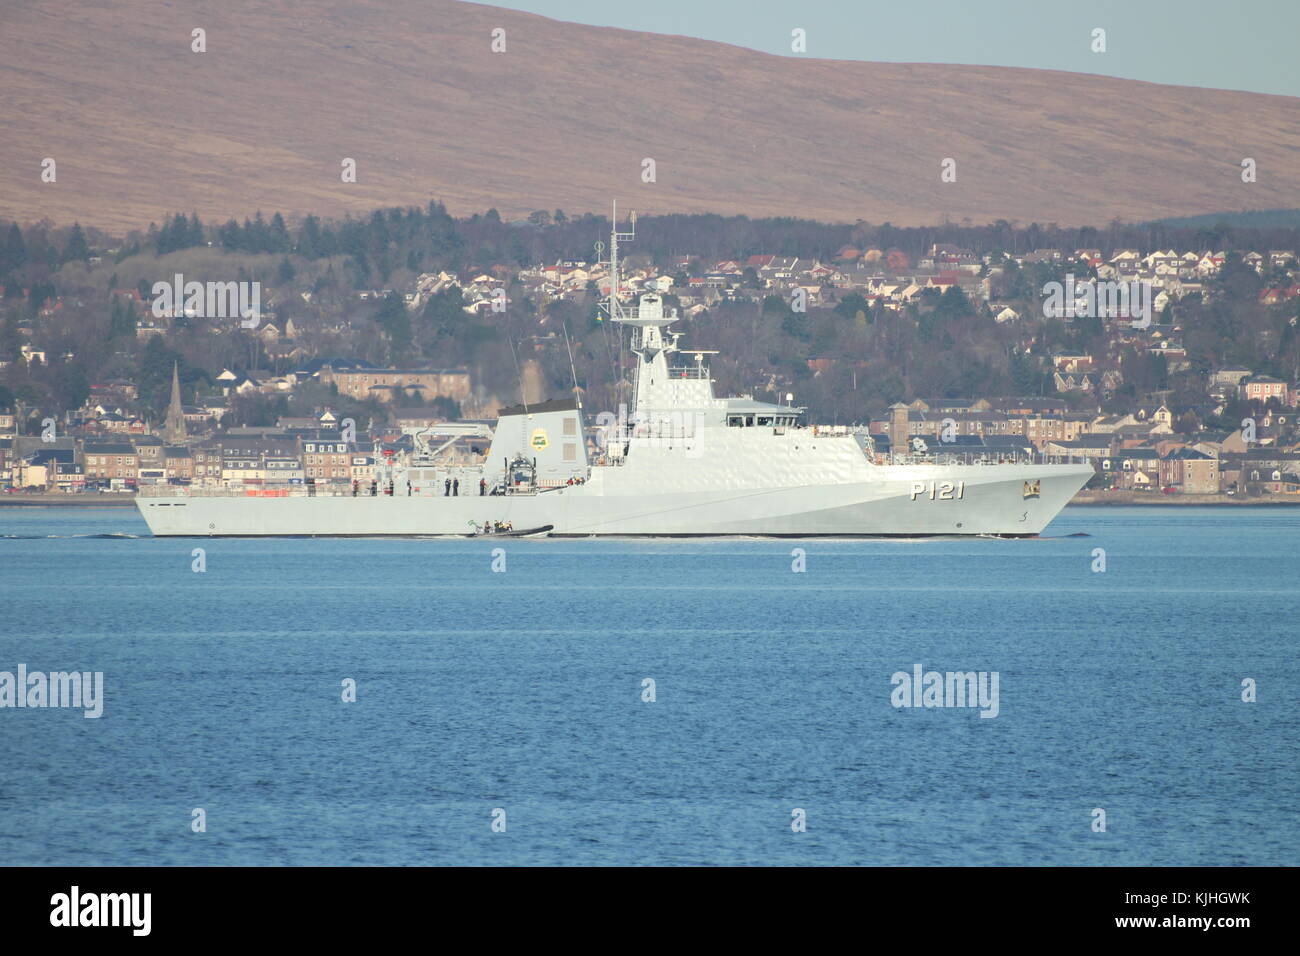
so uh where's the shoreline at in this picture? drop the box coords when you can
[1069,493,1300,506]
[0,495,138,507]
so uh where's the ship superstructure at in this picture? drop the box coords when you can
[137,210,1092,537]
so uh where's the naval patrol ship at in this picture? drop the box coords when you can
[137,212,1092,537]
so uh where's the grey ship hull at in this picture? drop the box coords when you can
[136,462,1091,537]
[141,215,1096,540]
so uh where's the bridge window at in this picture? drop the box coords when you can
[728,416,743,427]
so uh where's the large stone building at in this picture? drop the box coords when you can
[83,442,139,485]
[1160,448,1220,494]
[301,436,352,482]
[317,365,471,404]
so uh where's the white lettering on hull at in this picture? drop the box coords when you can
[909,480,966,501]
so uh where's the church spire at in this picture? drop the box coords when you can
[164,361,187,443]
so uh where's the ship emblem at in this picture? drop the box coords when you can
[530,428,549,451]
[1022,480,1040,499]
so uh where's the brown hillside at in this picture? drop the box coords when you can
[1,0,1298,230]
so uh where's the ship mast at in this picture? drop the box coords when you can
[604,201,636,324]
[605,205,696,424]
[601,203,640,423]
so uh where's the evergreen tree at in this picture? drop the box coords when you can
[762,294,789,316]
[62,222,90,263]
[419,288,464,348]
[375,291,412,355]
[27,280,56,311]
[346,254,371,289]
[154,213,196,255]
[934,285,972,320]
[1010,350,1039,395]
[219,218,242,252]
[109,295,137,339]
[249,212,270,253]
[270,212,290,253]
[296,215,322,258]
[2,223,27,274]
[0,314,20,363]
[51,363,90,411]
[834,292,872,321]
[277,257,296,285]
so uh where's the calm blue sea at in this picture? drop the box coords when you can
[0,505,1295,866]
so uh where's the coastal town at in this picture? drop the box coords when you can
[3,215,1299,502]
[3,0,1298,887]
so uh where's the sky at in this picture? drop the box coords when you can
[488,0,1300,98]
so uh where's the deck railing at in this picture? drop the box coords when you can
[139,485,353,498]
[666,366,710,380]
[137,481,550,498]
[882,452,1091,466]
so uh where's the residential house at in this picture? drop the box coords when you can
[163,446,194,482]
[82,442,139,487]
[1159,447,1220,494]
[301,436,353,483]
[1240,375,1291,405]
[1212,366,1253,388]
[1044,434,1112,459]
